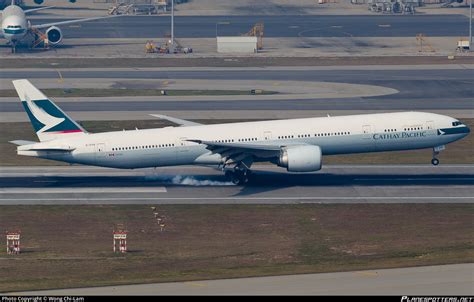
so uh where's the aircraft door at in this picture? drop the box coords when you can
[175,137,189,164]
[426,121,434,130]
[95,143,106,163]
[361,125,375,151]
[362,125,372,137]
[263,131,272,141]
[176,137,188,151]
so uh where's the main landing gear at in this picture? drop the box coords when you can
[225,167,252,185]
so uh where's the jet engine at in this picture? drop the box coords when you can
[278,145,322,172]
[33,0,44,4]
[46,26,62,45]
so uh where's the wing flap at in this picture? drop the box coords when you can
[188,139,282,152]
[188,139,282,164]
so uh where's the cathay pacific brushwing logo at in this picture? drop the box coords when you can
[24,96,65,133]
[438,129,445,135]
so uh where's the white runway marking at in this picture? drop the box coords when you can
[0,196,472,201]
[0,187,167,194]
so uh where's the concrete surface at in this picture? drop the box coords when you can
[8,263,474,295]
[3,37,472,58]
[1,66,472,122]
[24,15,470,38]
[3,110,473,123]
[1,165,472,205]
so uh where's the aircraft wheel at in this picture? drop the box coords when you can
[227,170,249,185]
[431,158,440,166]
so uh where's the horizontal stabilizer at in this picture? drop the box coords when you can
[18,144,75,152]
[9,140,37,146]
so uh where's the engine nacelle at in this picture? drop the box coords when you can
[33,0,44,4]
[46,26,62,45]
[278,145,322,172]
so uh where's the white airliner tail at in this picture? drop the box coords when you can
[13,79,87,142]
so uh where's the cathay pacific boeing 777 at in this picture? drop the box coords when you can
[10,79,470,184]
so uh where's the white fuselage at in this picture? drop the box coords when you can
[19,112,470,169]
[1,5,28,43]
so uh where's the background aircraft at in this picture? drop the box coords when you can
[0,0,77,9]
[1,0,113,52]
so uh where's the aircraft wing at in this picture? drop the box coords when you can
[33,15,117,30]
[150,114,203,127]
[24,6,55,14]
[187,139,282,164]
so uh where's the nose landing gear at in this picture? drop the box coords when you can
[431,145,445,166]
[11,42,17,54]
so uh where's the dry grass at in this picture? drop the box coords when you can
[1,119,472,166]
[0,204,472,292]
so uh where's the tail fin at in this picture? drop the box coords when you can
[13,79,87,142]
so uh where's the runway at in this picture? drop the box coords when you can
[1,165,473,205]
[28,15,470,38]
[10,263,474,295]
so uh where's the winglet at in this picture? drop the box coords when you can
[150,114,202,127]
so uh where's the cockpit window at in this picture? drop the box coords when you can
[452,121,462,126]
[7,25,21,29]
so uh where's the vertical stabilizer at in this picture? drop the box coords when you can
[12,79,87,142]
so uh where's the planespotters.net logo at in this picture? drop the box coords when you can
[402,297,474,302]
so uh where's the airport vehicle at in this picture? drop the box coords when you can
[1,0,113,52]
[10,80,471,184]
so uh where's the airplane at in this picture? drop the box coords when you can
[1,0,114,53]
[10,79,471,185]
[0,0,77,9]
